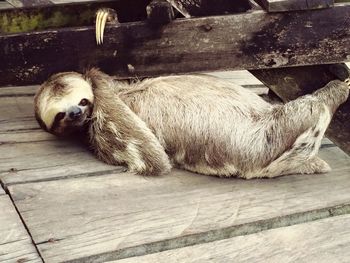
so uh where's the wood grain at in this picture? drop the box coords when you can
[6,0,53,7]
[0,0,149,34]
[7,145,350,262]
[166,0,251,18]
[0,195,42,263]
[1,4,349,86]
[255,0,334,12]
[0,1,14,9]
[116,214,350,263]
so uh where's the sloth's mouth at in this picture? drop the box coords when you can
[66,110,92,129]
[51,106,93,137]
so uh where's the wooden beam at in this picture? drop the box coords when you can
[254,0,334,12]
[250,64,350,155]
[0,0,149,34]
[166,0,251,17]
[0,4,349,86]
[6,0,54,8]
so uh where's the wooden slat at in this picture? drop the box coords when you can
[166,0,252,18]
[6,0,53,8]
[0,195,42,263]
[0,0,148,34]
[250,64,350,155]
[0,85,37,97]
[0,1,14,9]
[7,145,350,262]
[254,0,334,12]
[1,4,349,86]
[116,214,350,263]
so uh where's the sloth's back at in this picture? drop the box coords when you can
[119,75,273,176]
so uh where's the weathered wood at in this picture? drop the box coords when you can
[0,195,42,263]
[254,0,334,12]
[0,1,14,9]
[0,186,4,195]
[147,0,174,25]
[7,144,350,262]
[0,85,37,97]
[0,0,149,34]
[6,0,53,7]
[166,0,251,18]
[250,64,350,155]
[1,4,349,86]
[116,214,350,263]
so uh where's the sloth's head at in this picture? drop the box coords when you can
[34,72,94,137]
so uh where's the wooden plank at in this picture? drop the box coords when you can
[0,85,37,96]
[1,4,350,86]
[7,145,350,262]
[6,0,53,8]
[0,1,14,9]
[250,64,350,155]
[0,195,42,263]
[166,0,251,18]
[116,214,350,263]
[255,0,334,12]
[0,0,148,34]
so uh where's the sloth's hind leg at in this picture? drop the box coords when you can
[245,80,349,179]
[288,157,331,175]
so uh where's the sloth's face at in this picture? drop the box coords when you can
[34,72,94,137]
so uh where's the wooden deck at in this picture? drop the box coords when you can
[1,71,350,263]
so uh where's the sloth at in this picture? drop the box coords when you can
[34,68,350,179]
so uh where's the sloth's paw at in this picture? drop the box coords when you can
[95,8,119,45]
[129,160,172,176]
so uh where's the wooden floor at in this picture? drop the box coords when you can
[1,71,350,263]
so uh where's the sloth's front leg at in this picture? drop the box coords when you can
[90,118,172,176]
[89,97,171,176]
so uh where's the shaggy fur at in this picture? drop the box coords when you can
[34,69,350,178]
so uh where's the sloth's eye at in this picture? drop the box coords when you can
[55,112,66,121]
[79,99,89,106]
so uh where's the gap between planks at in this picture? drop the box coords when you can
[115,213,350,263]
[0,193,43,263]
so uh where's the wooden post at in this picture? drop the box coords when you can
[0,4,349,86]
[6,0,53,8]
[166,0,251,17]
[254,0,334,12]
[0,0,149,34]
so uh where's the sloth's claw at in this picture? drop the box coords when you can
[95,8,118,45]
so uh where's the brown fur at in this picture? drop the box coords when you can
[34,68,350,178]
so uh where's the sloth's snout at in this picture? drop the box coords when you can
[68,106,82,120]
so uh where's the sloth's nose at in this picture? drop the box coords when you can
[68,106,82,120]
